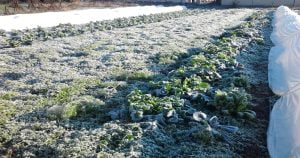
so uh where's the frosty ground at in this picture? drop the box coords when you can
[0,5,273,157]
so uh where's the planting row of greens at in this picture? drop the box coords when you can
[127,12,268,124]
[39,11,268,125]
[0,9,206,48]
[30,11,270,147]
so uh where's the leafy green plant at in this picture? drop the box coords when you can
[21,34,33,45]
[213,88,251,114]
[192,127,214,145]
[0,100,16,125]
[41,79,104,120]
[233,76,250,89]
[125,11,267,121]
[8,39,21,47]
[254,37,265,45]
[127,89,184,114]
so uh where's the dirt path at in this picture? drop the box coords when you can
[235,11,273,157]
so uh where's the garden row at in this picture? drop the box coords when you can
[41,11,270,145]
[40,12,267,124]
[123,11,268,142]
[0,8,207,48]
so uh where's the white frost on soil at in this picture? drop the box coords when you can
[0,5,186,31]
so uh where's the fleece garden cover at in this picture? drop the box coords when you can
[268,5,300,158]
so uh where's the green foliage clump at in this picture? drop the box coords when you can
[254,37,265,45]
[8,39,21,48]
[42,79,106,120]
[0,91,18,100]
[125,12,267,120]
[192,127,214,145]
[116,71,153,82]
[213,88,251,114]
[0,91,18,126]
[165,76,210,95]
[97,126,139,153]
[190,55,217,71]
[64,96,105,118]
[127,89,184,114]
[0,100,16,125]
[44,79,99,106]
[47,95,105,120]
[233,76,250,89]
[154,52,181,65]
[8,33,33,47]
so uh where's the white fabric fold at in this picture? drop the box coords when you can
[268,6,300,158]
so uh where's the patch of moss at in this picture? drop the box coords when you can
[192,128,214,145]
[64,95,105,118]
[0,99,16,125]
[153,52,182,65]
[0,91,18,100]
[39,78,101,107]
[45,131,63,145]
[115,71,153,82]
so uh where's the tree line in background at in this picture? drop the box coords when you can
[0,0,132,14]
[1,0,77,14]
[0,0,218,15]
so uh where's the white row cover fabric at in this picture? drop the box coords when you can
[268,6,300,158]
[0,5,186,31]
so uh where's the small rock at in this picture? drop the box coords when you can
[243,111,256,120]
[214,72,222,80]
[208,116,219,127]
[193,111,207,122]
[166,110,176,118]
[245,110,257,117]
[231,41,239,47]
[166,110,179,124]
[188,91,200,101]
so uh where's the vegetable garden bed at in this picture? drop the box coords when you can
[0,6,272,157]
